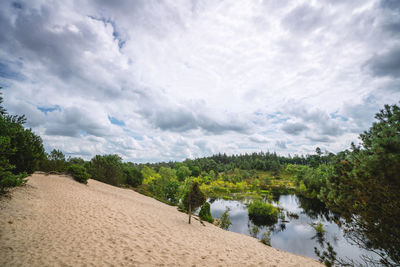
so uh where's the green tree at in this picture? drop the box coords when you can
[0,88,44,192]
[322,104,400,265]
[88,154,125,186]
[147,167,180,203]
[182,182,206,224]
[41,149,66,172]
[176,165,191,181]
[123,164,143,187]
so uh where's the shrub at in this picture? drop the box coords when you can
[0,172,28,194]
[219,207,232,230]
[249,225,259,238]
[183,182,206,224]
[124,166,143,187]
[248,200,278,225]
[260,230,271,246]
[67,164,90,184]
[199,202,214,223]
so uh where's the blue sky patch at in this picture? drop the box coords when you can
[37,105,61,114]
[108,115,125,126]
[330,112,348,121]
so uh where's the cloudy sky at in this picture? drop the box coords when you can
[0,0,399,162]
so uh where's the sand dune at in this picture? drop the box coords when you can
[0,173,321,266]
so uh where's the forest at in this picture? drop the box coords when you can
[1,89,399,266]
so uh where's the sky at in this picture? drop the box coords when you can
[0,0,399,163]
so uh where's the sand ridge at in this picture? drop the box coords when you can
[0,173,322,266]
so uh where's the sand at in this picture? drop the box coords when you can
[0,173,322,266]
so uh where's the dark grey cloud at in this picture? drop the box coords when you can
[140,104,248,134]
[249,135,269,143]
[365,47,400,78]
[0,5,94,79]
[380,0,400,11]
[282,122,308,135]
[306,135,332,143]
[275,140,287,149]
[285,106,343,137]
[281,4,325,34]
[379,0,400,36]
[44,107,109,137]
[144,106,197,132]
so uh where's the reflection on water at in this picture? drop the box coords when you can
[209,195,378,263]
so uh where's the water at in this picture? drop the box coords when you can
[208,194,378,263]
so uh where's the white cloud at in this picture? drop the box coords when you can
[0,0,399,162]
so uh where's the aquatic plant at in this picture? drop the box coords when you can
[248,200,278,225]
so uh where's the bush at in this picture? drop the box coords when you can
[124,166,143,187]
[261,230,271,246]
[199,202,214,223]
[248,200,278,225]
[219,207,232,230]
[67,164,90,184]
[0,172,28,194]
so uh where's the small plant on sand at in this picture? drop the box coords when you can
[183,182,206,224]
[249,225,259,238]
[67,164,90,184]
[260,230,271,246]
[219,207,232,230]
[199,202,214,223]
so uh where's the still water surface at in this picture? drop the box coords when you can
[209,195,377,263]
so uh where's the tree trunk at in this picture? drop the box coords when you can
[188,203,192,224]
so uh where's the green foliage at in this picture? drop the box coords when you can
[88,154,125,186]
[183,182,206,223]
[67,164,90,184]
[148,167,180,204]
[200,178,251,198]
[248,200,278,225]
[199,202,214,223]
[0,171,28,194]
[249,225,259,238]
[219,207,232,230]
[40,149,67,172]
[123,165,143,187]
[68,157,85,166]
[176,165,191,181]
[183,182,206,211]
[141,165,160,184]
[314,242,336,267]
[260,230,271,246]
[319,104,400,265]
[0,88,44,193]
[310,222,326,235]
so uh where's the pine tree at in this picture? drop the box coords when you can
[183,182,205,224]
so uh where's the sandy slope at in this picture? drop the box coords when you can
[0,173,321,266]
